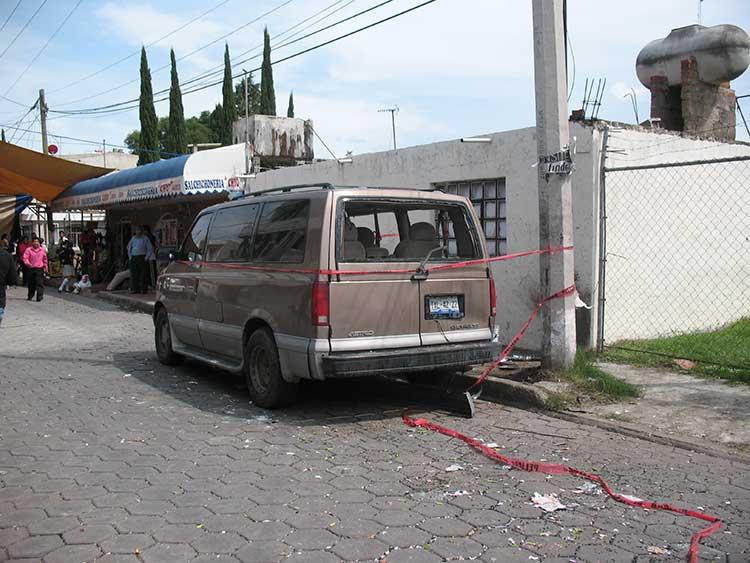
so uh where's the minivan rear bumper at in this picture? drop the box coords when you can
[320,340,501,378]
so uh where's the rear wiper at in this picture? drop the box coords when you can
[411,245,446,281]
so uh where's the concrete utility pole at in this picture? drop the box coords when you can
[532,0,577,369]
[39,89,48,155]
[243,69,250,176]
[39,88,54,243]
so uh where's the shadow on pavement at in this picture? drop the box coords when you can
[112,349,472,427]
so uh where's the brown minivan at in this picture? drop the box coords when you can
[154,184,500,408]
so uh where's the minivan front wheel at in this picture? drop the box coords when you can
[245,328,298,409]
[155,308,184,366]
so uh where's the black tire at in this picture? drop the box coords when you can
[245,328,298,409]
[155,308,184,366]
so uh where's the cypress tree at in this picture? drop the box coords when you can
[138,47,159,165]
[1,129,5,142]
[259,28,276,116]
[166,49,187,156]
[221,44,236,146]
[287,92,294,118]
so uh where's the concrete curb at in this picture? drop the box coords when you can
[96,291,155,315]
[455,374,551,409]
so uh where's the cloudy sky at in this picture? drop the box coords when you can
[1,0,748,158]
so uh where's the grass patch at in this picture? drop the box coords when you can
[603,318,750,384]
[555,350,641,403]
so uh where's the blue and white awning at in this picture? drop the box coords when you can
[53,144,247,210]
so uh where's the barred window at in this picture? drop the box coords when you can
[433,178,507,256]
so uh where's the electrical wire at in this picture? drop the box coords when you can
[5,0,84,96]
[0,122,181,156]
[566,33,576,102]
[53,0,438,117]
[0,0,48,60]
[49,0,234,95]
[54,0,295,107]
[0,0,23,36]
[167,0,362,98]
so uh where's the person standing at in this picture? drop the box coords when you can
[143,225,158,289]
[0,244,18,326]
[127,226,153,294]
[22,236,48,302]
[0,233,9,250]
[16,235,29,282]
[57,239,76,293]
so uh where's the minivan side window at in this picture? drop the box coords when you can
[252,200,310,263]
[205,204,260,262]
[181,213,212,262]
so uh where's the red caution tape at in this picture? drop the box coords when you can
[402,283,723,563]
[179,245,575,277]
[469,284,577,390]
[403,411,722,563]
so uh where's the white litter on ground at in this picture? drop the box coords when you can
[532,492,567,512]
[445,464,464,472]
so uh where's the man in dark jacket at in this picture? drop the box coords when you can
[0,246,18,327]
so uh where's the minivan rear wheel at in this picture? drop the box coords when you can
[155,308,184,366]
[245,328,298,409]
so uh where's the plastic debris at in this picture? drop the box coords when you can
[445,490,471,497]
[445,464,464,472]
[620,494,643,503]
[573,482,601,495]
[532,492,567,512]
[647,546,670,555]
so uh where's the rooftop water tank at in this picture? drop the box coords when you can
[636,24,750,87]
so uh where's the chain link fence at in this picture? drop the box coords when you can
[598,155,750,380]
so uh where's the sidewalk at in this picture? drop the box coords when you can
[574,362,750,455]
[96,289,156,314]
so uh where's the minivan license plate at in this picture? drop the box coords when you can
[427,296,462,319]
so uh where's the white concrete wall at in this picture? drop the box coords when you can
[60,152,138,170]
[250,125,600,352]
[600,128,750,342]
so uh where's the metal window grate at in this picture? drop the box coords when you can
[433,178,507,256]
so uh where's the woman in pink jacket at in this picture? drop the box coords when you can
[22,236,48,302]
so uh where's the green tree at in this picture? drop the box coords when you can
[137,46,160,165]
[210,104,224,144]
[221,44,236,146]
[287,91,294,118]
[185,117,213,146]
[165,49,187,156]
[260,27,276,116]
[234,72,260,117]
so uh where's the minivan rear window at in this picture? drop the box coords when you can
[340,199,479,262]
[252,200,310,263]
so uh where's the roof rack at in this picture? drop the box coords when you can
[248,183,335,197]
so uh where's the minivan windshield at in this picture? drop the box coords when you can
[339,199,480,262]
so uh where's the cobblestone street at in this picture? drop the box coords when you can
[0,291,748,563]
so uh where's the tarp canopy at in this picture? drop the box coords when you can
[0,141,111,202]
[54,143,247,211]
[0,194,32,237]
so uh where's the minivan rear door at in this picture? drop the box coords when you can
[413,206,493,346]
[327,201,421,353]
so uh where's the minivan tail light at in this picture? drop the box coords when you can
[312,281,330,326]
[489,277,497,318]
